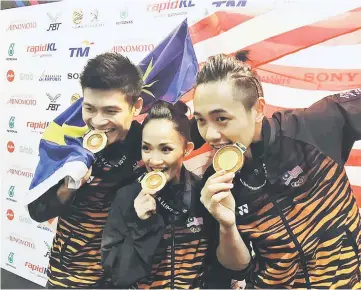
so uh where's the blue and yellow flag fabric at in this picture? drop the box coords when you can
[24,19,198,205]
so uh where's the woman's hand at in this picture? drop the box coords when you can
[134,189,158,220]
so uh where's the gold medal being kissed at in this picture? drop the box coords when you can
[83,130,107,153]
[141,171,167,192]
[213,143,247,173]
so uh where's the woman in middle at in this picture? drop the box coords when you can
[101,100,231,289]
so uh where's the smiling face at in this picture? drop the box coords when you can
[82,88,142,145]
[141,119,194,183]
[193,80,264,151]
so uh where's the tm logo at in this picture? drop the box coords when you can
[69,41,94,57]
[212,0,247,7]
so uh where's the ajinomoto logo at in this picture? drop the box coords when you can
[7,21,37,31]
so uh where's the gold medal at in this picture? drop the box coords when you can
[141,171,167,192]
[83,130,107,153]
[213,143,247,173]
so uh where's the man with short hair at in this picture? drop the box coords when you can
[193,53,361,289]
[28,53,144,288]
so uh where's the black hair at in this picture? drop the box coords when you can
[80,52,144,105]
[142,100,191,142]
[196,50,263,111]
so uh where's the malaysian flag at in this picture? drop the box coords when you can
[171,0,361,208]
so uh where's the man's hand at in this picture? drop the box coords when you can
[57,166,93,203]
[134,189,158,220]
[200,170,236,228]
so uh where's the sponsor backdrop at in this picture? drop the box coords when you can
[1,0,361,286]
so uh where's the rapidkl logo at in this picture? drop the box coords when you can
[147,0,195,13]
[69,41,94,57]
[26,121,49,133]
[212,0,247,7]
[26,43,57,57]
[7,70,15,82]
[6,209,14,221]
[25,262,47,278]
[7,141,15,153]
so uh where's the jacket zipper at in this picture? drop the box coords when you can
[171,218,175,289]
[268,194,311,289]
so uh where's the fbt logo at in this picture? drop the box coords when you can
[7,70,15,82]
[7,116,17,133]
[46,93,61,111]
[44,241,51,258]
[25,262,47,276]
[7,186,16,202]
[147,0,195,12]
[6,209,14,221]
[26,43,57,57]
[67,73,80,79]
[47,12,62,31]
[212,0,247,7]
[7,43,17,61]
[69,41,94,57]
[7,141,15,153]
